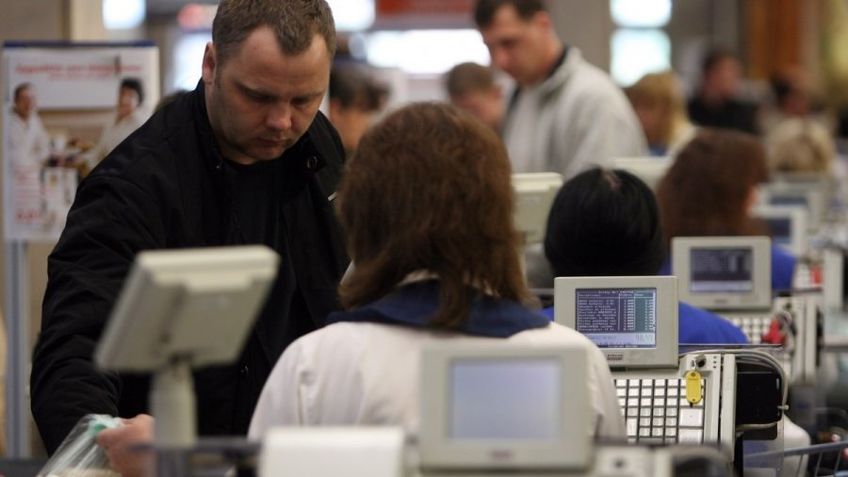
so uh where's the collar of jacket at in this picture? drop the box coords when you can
[326,280,550,338]
[189,80,328,177]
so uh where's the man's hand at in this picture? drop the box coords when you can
[96,414,154,477]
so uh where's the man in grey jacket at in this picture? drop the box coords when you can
[474,0,647,178]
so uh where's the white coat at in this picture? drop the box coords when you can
[249,321,624,440]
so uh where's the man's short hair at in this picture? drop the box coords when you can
[212,0,336,65]
[13,82,32,102]
[120,77,144,105]
[445,62,496,98]
[329,64,388,111]
[473,0,547,29]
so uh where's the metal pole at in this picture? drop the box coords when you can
[4,240,30,457]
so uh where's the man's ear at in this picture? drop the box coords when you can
[201,42,216,85]
[533,10,553,31]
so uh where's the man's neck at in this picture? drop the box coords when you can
[524,41,565,88]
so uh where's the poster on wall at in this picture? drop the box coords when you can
[2,42,159,242]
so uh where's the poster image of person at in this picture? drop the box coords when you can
[6,82,51,233]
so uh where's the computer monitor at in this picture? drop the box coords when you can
[554,276,678,368]
[612,156,671,191]
[672,236,771,311]
[95,245,279,446]
[419,342,591,472]
[758,183,825,231]
[512,172,563,244]
[752,205,808,256]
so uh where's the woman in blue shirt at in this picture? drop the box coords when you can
[543,167,747,344]
[656,128,796,292]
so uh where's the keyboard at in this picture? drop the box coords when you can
[729,315,773,344]
[615,378,706,444]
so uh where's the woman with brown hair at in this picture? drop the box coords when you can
[656,128,796,290]
[248,102,622,439]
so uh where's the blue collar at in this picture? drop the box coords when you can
[326,280,549,338]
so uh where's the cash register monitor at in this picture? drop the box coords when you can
[554,276,678,368]
[752,205,808,256]
[419,343,591,471]
[672,236,771,311]
[95,245,279,371]
[512,172,563,244]
[95,245,278,446]
[758,183,824,230]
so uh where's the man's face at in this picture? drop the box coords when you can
[202,26,331,165]
[14,86,35,119]
[451,88,503,131]
[706,57,741,99]
[480,5,549,86]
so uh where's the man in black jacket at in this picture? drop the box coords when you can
[30,0,348,472]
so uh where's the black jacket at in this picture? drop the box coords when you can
[31,82,349,454]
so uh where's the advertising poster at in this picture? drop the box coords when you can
[2,42,159,242]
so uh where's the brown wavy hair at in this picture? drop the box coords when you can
[657,128,769,248]
[337,102,533,328]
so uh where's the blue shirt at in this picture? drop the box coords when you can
[658,244,797,292]
[771,244,796,292]
[541,303,748,345]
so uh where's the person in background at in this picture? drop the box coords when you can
[766,118,835,174]
[687,48,760,135]
[626,70,696,157]
[249,102,624,440]
[7,82,50,166]
[543,167,747,344]
[89,78,148,164]
[444,61,505,132]
[656,129,796,291]
[31,1,348,475]
[328,64,388,158]
[473,0,646,178]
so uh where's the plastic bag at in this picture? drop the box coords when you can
[37,414,122,477]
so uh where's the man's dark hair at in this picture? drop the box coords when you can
[445,62,496,98]
[544,168,664,277]
[329,64,388,111]
[13,82,32,101]
[701,47,737,76]
[212,0,336,65]
[120,77,144,105]
[473,0,547,29]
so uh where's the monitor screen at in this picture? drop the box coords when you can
[449,358,561,440]
[573,288,657,348]
[769,195,808,208]
[764,217,792,247]
[689,247,753,293]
